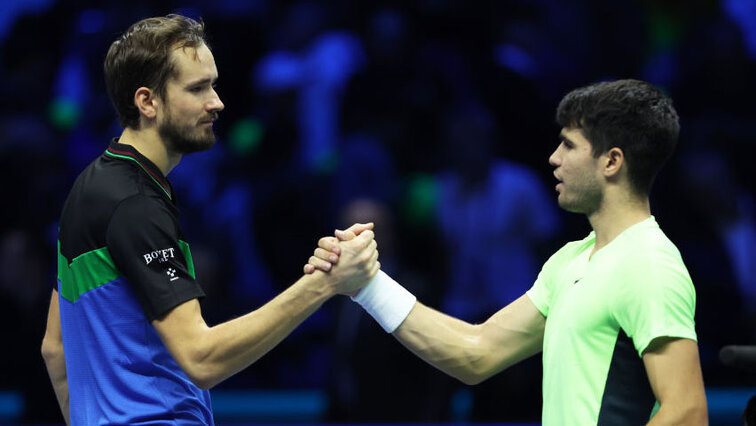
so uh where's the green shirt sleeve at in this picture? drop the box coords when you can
[526,241,579,318]
[527,266,552,317]
[611,245,697,357]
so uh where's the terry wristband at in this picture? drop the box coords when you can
[351,270,417,333]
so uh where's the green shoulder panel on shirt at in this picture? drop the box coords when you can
[178,240,196,279]
[58,240,197,302]
[57,241,120,303]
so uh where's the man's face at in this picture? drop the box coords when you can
[158,43,224,154]
[549,127,604,214]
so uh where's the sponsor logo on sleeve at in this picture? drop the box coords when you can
[143,248,176,265]
[166,268,179,281]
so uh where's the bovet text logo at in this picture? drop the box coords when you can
[143,248,176,265]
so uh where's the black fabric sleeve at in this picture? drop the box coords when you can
[106,194,205,321]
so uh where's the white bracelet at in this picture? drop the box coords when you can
[351,270,417,333]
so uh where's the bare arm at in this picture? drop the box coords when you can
[41,289,70,425]
[644,337,708,425]
[393,294,545,385]
[306,229,545,385]
[153,231,379,389]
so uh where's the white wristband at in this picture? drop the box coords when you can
[351,270,417,333]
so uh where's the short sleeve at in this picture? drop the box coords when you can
[612,250,697,357]
[526,252,559,317]
[106,195,205,321]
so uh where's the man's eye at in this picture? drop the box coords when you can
[189,86,203,93]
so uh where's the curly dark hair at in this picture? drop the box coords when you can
[104,14,208,129]
[556,79,680,196]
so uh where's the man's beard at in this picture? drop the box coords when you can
[159,111,217,154]
[558,177,603,215]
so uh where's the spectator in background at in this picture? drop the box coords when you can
[327,198,440,422]
[423,103,558,422]
[437,103,559,322]
[663,145,756,382]
[253,1,365,174]
[326,136,444,421]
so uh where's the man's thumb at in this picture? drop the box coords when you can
[335,229,357,241]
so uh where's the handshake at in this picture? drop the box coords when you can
[302,222,416,333]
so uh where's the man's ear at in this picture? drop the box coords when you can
[134,87,159,120]
[603,147,625,178]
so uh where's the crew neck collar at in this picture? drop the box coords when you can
[104,138,173,200]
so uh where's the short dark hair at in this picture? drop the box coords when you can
[104,14,207,129]
[556,79,680,196]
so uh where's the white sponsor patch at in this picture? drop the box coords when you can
[143,247,176,265]
[166,267,179,281]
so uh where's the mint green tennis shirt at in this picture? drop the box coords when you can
[526,216,697,425]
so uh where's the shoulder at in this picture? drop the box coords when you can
[616,220,687,276]
[70,154,159,209]
[610,221,694,302]
[108,193,176,232]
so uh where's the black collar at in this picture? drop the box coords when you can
[104,138,173,200]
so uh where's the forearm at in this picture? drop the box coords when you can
[394,299,542,385]
[42,345,69,425]
[393,302,494,384]
[180,272,335,388]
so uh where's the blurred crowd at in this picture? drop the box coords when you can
[1,0,756,423]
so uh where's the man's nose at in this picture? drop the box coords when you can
[549,149,560,167]
[208,92,224,112]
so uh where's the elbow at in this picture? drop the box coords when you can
[456,363,498,385]
[680,395,708,425]
[653,400,708,426]
[455,361,494,386]
[454,341,498,386]
[182,363,218,390]
[176,348,222,390]
[674,407,708,426]
[190,375,216,391]
[458,344,504,386]
[686,404,708,426]
[458,374,485,386]
[41,333,64,364]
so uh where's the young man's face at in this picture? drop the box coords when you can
[158,43,224,154]
[549,127,604,214]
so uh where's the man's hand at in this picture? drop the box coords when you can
[303,222,372,274]
[323,228,380,295]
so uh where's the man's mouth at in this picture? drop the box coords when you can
[199,114,219,125]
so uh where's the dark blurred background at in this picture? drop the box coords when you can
[1,0,756,424]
